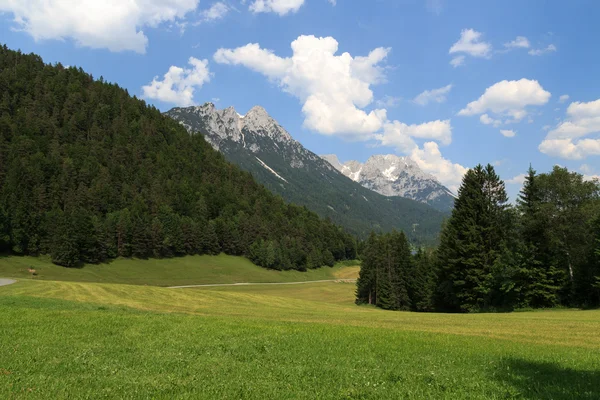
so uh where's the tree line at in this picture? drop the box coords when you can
[357,164,600,311]
[0,46,357,270]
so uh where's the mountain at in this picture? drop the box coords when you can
[165,103,447,243]
[0,45,356,270]
[321,154,456,212]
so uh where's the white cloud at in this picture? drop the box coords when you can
[504,36,530,49]
[458,79,551,122]
[376,96,401,108]
[215,35,466,188]
[214,35,390,138]
[584,174,600,182]
[0,0,199,53]
[539,99,600,159]
[449,29,492,63]
[507,174,527,185]
[328,0,336,5]
[413,84,453,106]
[546,100,600,140]
[410,142,468,193]
[480,114,502,127]
[580,164,593,174]
[529,44,557,56]
[538,139,600,160]
[378,120,452,153]
[249,0,305,15]
[500,129,516,138]
[142,57,211,106]
[199,2,229,22]
[450,55,465,68]
[559,94,570,103]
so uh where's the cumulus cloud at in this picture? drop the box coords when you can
[0,0,198,53]
[199,2,230,22]
[500,129,516,138]
[529,44,557,56]
[410,142,468,193]
[458,79,551,122]
[449,29,492,66]
[249,0,305,15]
[559,94,570,103]
[539,139,600,160]
[216,35,467,188]
[450,55,465,68]
[377,122,466,190]
[539,99,600,159]
[413,84,453,106]
[142,57,211,106]
[214,35,390,138]
[376,96,401,108]
[506,174,527,185]
[585,174,600,182]
[504,36,530,49]
[480,114,502,127]
[378,120,452,153]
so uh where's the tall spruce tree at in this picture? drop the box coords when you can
[356,232,379,305]
[436,164,511,312]
[516,166,560,307]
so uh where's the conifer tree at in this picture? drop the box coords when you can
[436,164,510,312]
[356,232,379,305]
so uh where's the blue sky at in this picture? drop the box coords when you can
[1,0,599,198]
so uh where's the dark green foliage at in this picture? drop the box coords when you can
[356,230,414,311]
[0,45,354,271]
[435,164,511,312]
[358,163,600,313]
[410,248,437,312]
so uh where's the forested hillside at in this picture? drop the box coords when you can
[357,164,600,311]
[0,46,356,270]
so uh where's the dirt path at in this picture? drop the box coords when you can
[168,279,355,289]
[0,279,16,287]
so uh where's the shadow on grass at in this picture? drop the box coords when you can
[495,358,600,399]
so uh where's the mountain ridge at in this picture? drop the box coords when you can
[166,103,447,243]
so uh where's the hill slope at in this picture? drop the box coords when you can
[0,45,355,270]
[166,104,447,243]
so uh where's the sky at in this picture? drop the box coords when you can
[1,0,599,199]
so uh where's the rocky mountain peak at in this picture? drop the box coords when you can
[321,153,455,212]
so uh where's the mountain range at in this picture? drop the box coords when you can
[321,154,455,212]
[166,103,448,243]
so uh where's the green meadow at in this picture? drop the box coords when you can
[0,255,359,286]
[1,256,599,399]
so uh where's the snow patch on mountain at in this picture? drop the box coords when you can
[255,157,288,183]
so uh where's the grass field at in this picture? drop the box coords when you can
[1,257,599,399]
[0,254,359,286]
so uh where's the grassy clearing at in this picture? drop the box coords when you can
[1,274,599,398]
[0,254,360,286]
